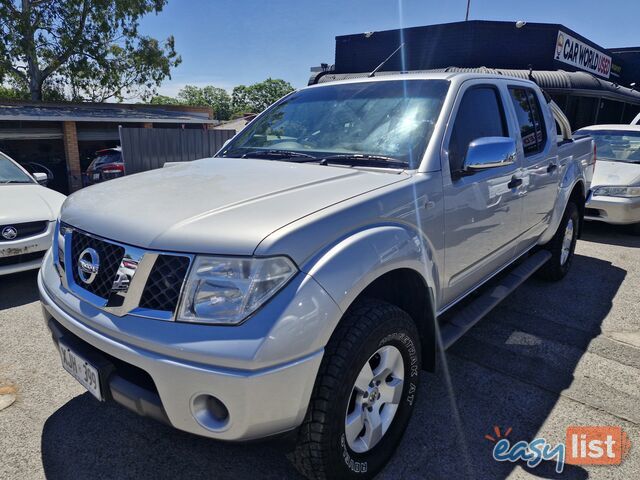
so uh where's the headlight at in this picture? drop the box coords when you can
[177,256,297,325]
[592,186,640,198]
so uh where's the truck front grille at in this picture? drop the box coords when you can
[71,231,125,299]
[139,254,190,311]
[59,223,192,319]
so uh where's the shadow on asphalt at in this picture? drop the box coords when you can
[581,221,640,248]
[39,242,625,479]
[0,270,39,309]
[395,251,624,479]
[41,394,302,479]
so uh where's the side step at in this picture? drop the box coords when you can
[440,250,552,350]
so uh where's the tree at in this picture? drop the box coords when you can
[147,78,295,119]
[0,0,181,102]
[148,94,181,105]
[232,78,294,114]
[178,85,232,120]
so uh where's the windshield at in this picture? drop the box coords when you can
[0,152,34,184]
[220,80,450,168]
[575,129,640,163]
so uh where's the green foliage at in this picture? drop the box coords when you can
[149,78,294,120]
[0,84,27,100]
[178,85,232,120]
[231,78,294,113]
[149,94,182,105]
[0,82,69,101]
[0,0,181,101]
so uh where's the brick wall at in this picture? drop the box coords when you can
[62,121,83,192]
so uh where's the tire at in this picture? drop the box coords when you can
[536,202,579,281]
[630,223,640,236]
[290,299,421,480]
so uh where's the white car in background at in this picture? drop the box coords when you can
[0,151,66,275]
[574,125,640,233]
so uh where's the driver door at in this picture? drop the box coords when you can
[441,82,525,308]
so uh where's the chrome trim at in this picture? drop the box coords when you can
[53,221,194,321]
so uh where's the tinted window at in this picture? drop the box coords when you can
[89,151,122,169]
[509,87,547,156]
[449,86,508,172]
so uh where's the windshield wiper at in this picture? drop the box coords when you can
[240,149,317,160]
[317,154,407,168]
[0,180,32,184]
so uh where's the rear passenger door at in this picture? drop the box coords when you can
[441,82,524,307]
[507,86,558,245]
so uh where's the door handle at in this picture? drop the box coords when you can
[508,176,522,189]
[547,163,558,173]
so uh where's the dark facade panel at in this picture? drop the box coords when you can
[334,20,635,84]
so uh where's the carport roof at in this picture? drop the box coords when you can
[0,100,214,124]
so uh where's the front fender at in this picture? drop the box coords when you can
[301,224,438,320]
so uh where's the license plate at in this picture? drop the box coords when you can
[92,173,100,180]
[59,342,103,400]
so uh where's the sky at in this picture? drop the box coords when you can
[139,0,640,96]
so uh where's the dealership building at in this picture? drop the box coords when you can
[311,20,640,129]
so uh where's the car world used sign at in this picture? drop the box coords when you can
[555,30,611,79]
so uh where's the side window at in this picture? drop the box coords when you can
[449,86,508,173]
[509,87,547,156]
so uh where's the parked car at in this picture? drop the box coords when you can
[0,151,65,275]
[84,147,124,186]
[39,73,592,479]
[574,124,640,233]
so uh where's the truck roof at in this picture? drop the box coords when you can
[304,71,538,89]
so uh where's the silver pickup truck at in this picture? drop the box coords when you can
[39,73,594,479]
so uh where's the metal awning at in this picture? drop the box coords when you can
[0,102,214,124]
[310,68,640,105]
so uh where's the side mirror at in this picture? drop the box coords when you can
[463,137,516,173]
[33,172,48,186]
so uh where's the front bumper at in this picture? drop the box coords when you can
[0,221,54,275]
[585,194,640,225]
[38,251,341,441]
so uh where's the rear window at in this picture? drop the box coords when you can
[90,151,122,168]
[574,129,640,163]
[509,87,547,156]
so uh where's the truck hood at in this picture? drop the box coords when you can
[0,184,65,224]
[591,160,640,188]
[61,158,408,255]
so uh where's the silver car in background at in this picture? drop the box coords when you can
[575,125,640,233]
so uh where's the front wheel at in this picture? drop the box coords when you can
[537,201,579,281]
[290,299,421,479]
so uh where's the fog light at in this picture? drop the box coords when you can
[191,394,230,431]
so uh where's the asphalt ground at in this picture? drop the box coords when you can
[1,221,639,479]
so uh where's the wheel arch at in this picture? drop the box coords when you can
[303,224,440,372]
[539,178,586,245]
[348,268,437,371]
